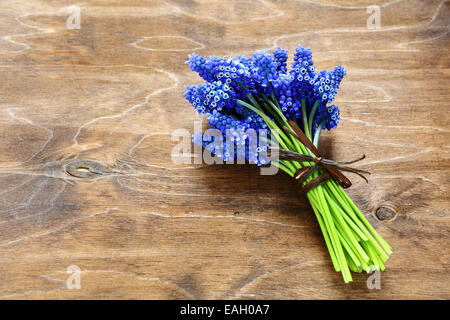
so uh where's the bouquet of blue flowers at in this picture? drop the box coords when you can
[183,45,391,283]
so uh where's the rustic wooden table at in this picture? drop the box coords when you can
[0,0,448,299]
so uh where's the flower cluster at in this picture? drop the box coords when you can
[184,45,392,283]
[184,44,346,165]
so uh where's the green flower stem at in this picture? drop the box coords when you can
[325,188,369,241]
[345,251,361,273]
[308,100,320,137]
[313,120,326,147]
[326,195,370,262]
[300,99,310,140]
[326,181,389,262]
[309,195,341,272]
[336,223,361,268]
[270,91,281,109]
[317,184,351,281]
[259,100,285,126]
[329,181,392,256]
[246,93,263,111]
[271,161,293,176]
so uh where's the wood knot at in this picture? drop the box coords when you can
[64,159,112,179]
[375,204,397,221]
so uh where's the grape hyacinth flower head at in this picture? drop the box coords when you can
[325,104,340,130]
[290,45,316,99]
[186,54,251,94]
[252,50,278,88]
[273,46,288,74]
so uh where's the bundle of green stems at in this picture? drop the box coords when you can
[237,92,392,283]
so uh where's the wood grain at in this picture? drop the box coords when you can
[0,0,449,299]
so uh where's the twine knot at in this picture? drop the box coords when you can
[269,120,371,194]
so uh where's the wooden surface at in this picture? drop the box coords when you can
[0,0,449,299]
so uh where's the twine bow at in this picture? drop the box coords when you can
[269,120,371,194]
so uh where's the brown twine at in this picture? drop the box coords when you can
[269,120,371,194]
